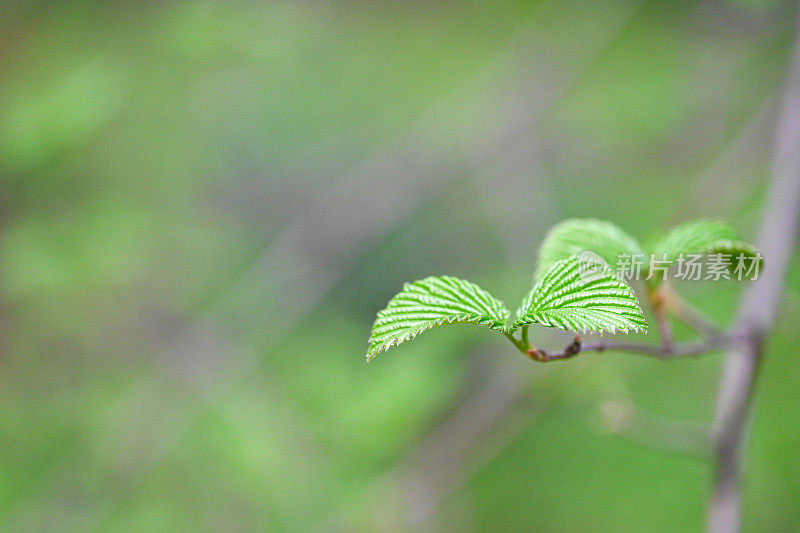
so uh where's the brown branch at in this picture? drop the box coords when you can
[707,8,800,532]
[526,333,735,363]
[520,31,800,523]
[521,281,735,364]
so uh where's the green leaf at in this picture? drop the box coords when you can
[652,219,737,260]
[515,255,648,334]
[536,218,643,280]
[367,276,510,361]
[651,219,762,276]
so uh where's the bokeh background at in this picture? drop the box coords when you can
[2,0,800,531]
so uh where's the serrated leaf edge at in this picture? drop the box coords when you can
[514,256,648,334]
[367,311,507,361]
[366,276,510,361]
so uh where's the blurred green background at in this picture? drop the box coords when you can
[1,0,799,531]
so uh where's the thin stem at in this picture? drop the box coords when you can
[520,324,530,350]
[503,331,527,354]
[649,285,675,351]
[525,332,736,363]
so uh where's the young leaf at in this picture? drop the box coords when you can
[652,219,737,260]
[651,219,762,275]
[536,218,643,280]
[515,255,648,334]
[367,276,510,361]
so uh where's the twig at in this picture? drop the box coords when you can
[649,285,676,352]
[707,7,800,532]
[516,26,800,524]
[525,333,735,363]
[515,280,733,364]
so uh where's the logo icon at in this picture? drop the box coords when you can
[577,250,610,282]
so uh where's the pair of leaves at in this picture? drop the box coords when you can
[367,255,647,361]
[536,218,761,279]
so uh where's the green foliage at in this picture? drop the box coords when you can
[368,255,648,360]
[536,218,761,279]
[514,255,647,333]
[651,219,762,273]
[651,219,737,260]
[4,2,797,529]
[368,218,759,360]
[536,218,643,279]
[367,276,510,361]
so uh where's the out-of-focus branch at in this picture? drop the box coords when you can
[598,398,710,459]
[661,283,723,337]
[708,8,800,532]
